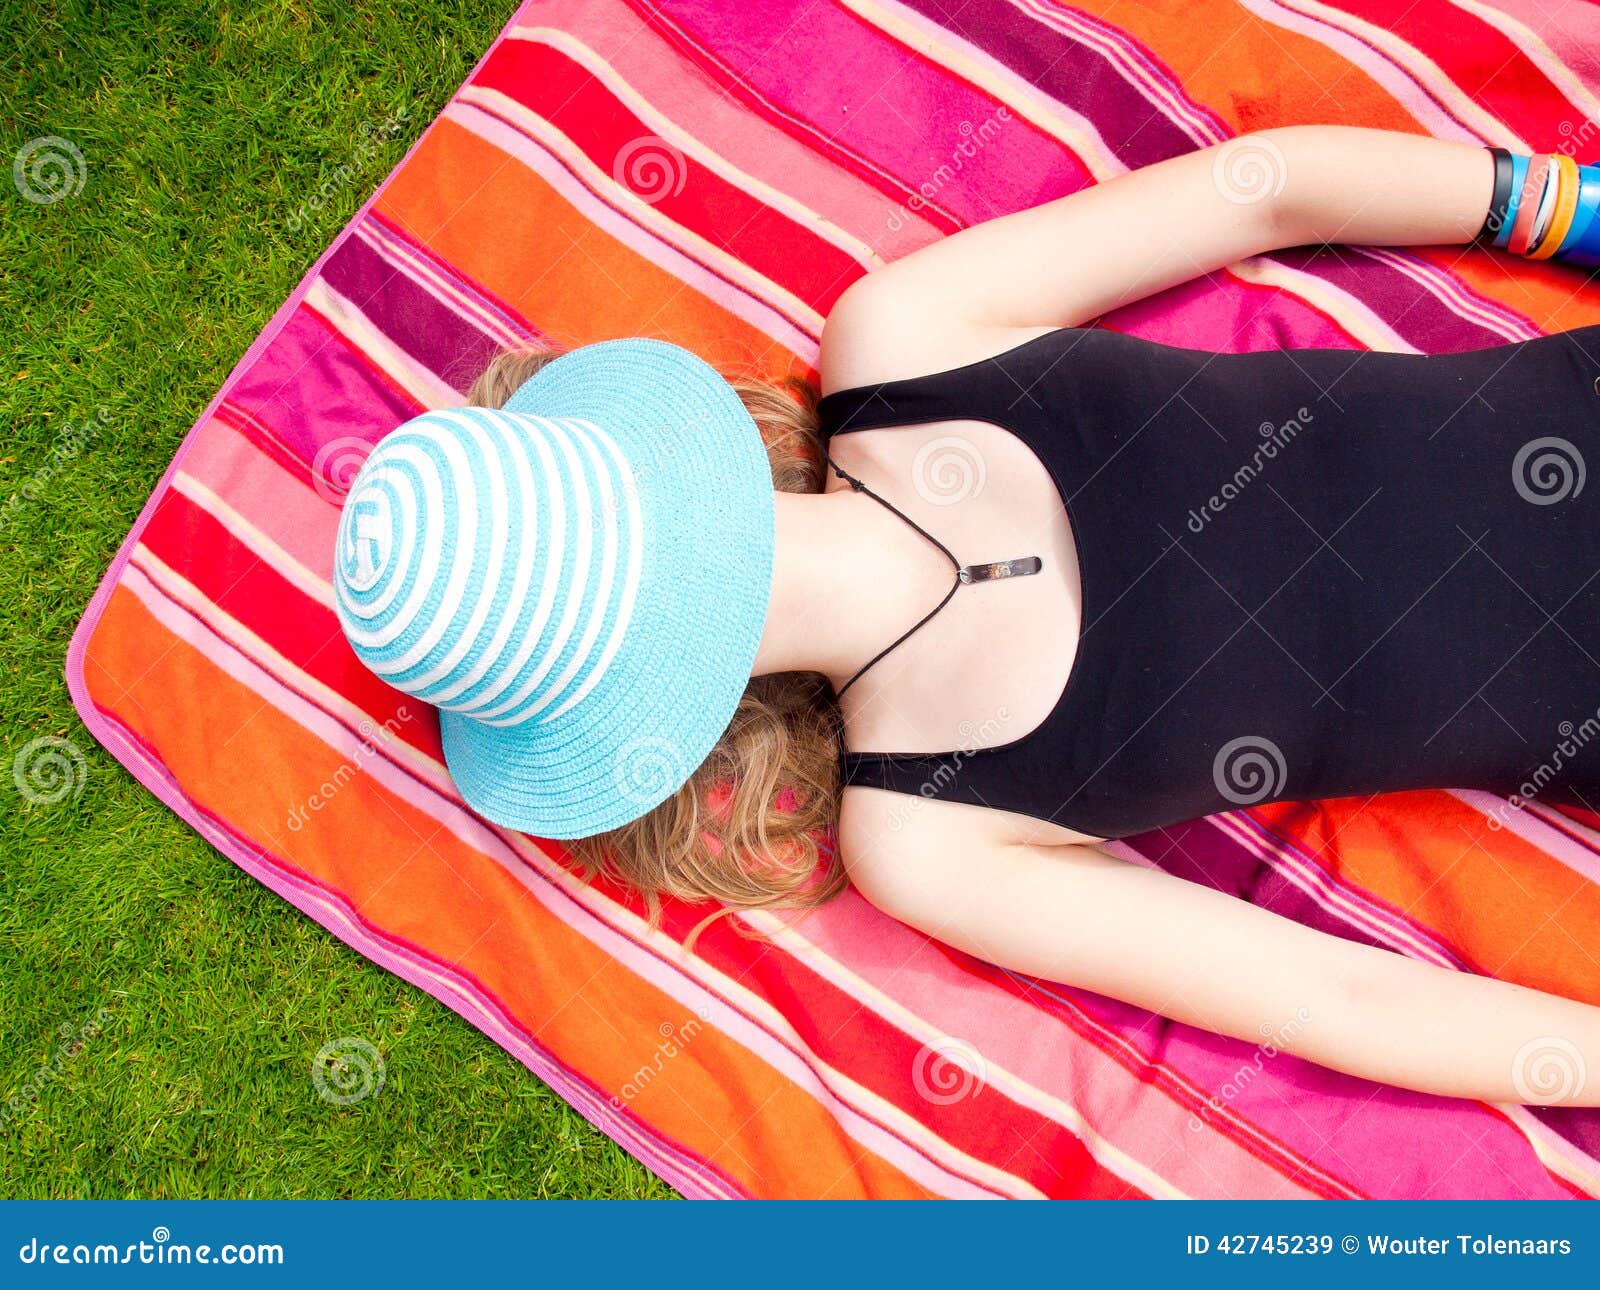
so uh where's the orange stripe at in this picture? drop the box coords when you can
[374,119,808,384]
[1073,0,1430,134]
[1416,248,1600,334]
[82,585,933,1198]
[1259,795,1600,1000]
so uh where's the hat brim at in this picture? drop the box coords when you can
[438,338,774,839]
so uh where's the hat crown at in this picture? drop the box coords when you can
[333,407,645,729]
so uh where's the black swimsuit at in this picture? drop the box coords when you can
[817,325,1600,839]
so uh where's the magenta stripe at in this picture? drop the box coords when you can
[363,213,543,349]
[1137,812,1600,1174]
[322,228,499,389]
[654,0,1092,226]
[1275,244,1533,350]
[226,305,420,462]
[1041,979,1572,1198]
[895,0,1201,167]
[1136,815,1395,947]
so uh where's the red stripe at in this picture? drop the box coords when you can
[619,0,977,234]
[1329,0,1579,143]
[969,956,1362,1198]
[135,488,438,764]
[645,894,1148,1198]
[474,39,863,315]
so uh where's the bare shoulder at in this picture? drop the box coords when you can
[836,783,1082,907]
[819,271,1055,397]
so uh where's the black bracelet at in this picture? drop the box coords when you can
[1480,146,1514,241]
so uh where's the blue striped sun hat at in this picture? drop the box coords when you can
[332,338,775,839]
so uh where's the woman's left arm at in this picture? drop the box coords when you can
[823,125,1493,388]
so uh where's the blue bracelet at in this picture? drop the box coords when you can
[1494,152,1528,249]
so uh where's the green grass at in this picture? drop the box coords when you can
[1,0,672,1199]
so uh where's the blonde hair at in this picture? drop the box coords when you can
[466,343,849,935]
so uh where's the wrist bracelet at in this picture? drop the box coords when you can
[1531,154,1580,259]
[1527,154,1564,254]
[1480,147,1514,241]
[1495,152,1528,248]
[1509,153,1551,255]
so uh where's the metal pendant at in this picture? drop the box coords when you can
[957,555,1043,584]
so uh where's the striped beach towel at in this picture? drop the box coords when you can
[68,0,1600,1198]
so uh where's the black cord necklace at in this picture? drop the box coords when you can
[820,444,1042,699]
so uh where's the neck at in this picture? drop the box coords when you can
[752,486,950,689]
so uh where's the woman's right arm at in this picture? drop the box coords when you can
[841,797,1598,1105]
[822,125,1495,393]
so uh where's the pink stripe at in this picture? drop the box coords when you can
[1104,274,1360,351]
[1479,0,1600,99]
[179,417,342,574]
[792,889,1327,1198]
[529,0,945,262]
[227,305,421,462]
[659,0,1093,227]
[1239,0,1493,144]
[1059,984,1571,1198]
[1452,789,1600,890]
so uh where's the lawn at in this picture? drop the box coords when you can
[1,0,670,1199]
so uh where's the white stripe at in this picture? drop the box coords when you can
[402,410,515,694]
[450,416,573,717]
[427,410,548,707]
[544,420,646,721]
[347,424,479,672]
[522,419,628,722]
[337,438,450,647]
[336,459,418,623]
[472,418,597,723]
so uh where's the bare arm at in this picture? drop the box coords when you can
[842,801,1597,1106]
[822,125,1495,390]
